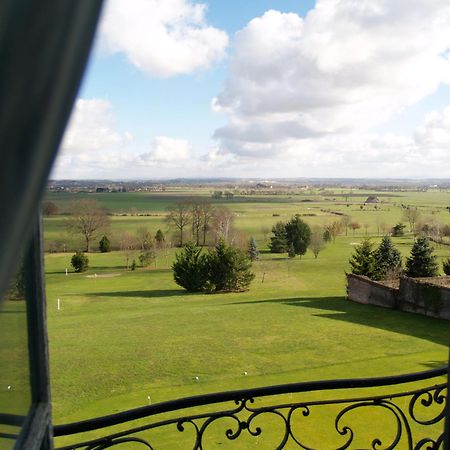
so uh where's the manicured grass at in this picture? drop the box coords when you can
[41,188,450,447]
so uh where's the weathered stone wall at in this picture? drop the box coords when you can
[346,274,398,309]
[399,277,450,320]
[346,274,450,320]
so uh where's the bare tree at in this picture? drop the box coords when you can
[212,207,235,243]
[42,200,59,216]
[261,225,270,242]
[66,199,111,252]
[402,206,421,233]
[309,226,326,259]
[363,223,370,235]
[325,220,343,243]
[136,227,152,250]
[380,222,391,236]
[340,215,351,236]
[200,201,214,246]
[166,201,191,246]
[190,200,203,246]
[349,221,361,235]
[119,232,137,269]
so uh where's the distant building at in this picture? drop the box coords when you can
[365,195,380,204]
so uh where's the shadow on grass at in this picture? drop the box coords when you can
[88,289,190,298]
[232,296,450,347]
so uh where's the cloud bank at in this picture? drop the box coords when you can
[99,0,228,77]
[212,0,450,175]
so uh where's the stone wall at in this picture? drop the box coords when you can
[399,277,450,320]
[346,274,450,320]
[346,274,398,309]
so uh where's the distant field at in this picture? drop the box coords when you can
[44,188,450,251]
[40,187,450,447]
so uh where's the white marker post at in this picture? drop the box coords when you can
[57,298,61,311]
[147,395,151,405]
[65,268,68,276]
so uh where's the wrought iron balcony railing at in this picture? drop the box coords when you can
[53,367,448,450]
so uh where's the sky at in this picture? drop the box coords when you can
[52,0,450,180]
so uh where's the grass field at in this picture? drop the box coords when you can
[39,187,450,447]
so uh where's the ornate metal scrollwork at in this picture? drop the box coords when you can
[54,367,447,450]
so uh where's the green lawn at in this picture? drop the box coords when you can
[40,188,450,448]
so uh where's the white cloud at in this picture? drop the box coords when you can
[213,0,450,172]
[53,99,133,178]
[136,136,192,165]
[99,0,228,78]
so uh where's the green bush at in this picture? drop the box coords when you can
[99,235,111,253]
[71,251,89,273]
[172,240,254,293]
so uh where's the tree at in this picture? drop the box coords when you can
[248,237,259,261]
[200,201,214,246]
[166,202,191,246]
[98,235,111,253]
[309,226,326,259]
[341,215,351,236]
[363,223,370,235]
[212,206,234,243]
[443,257,450,276]
[136,227,152,250]
[139,250,155,267]
[190,200,203,246]
[323,228,332,243]
[391,223,406,237]
[405,236,439,277]
[206,240,254,292]
[373,236,402,280]
[325,220,343,243]
[71,251,89,273]
[285,215,311,256]
[155,229,165,248]
[172,243,209,292]
[66,200,111,252]
[261,225,270,242]
[348,239,376,278]
[42,200,58,216]
[348,221,361,235]
[269,221,288,253]
[402,206,421,233]
[119,232,137,269]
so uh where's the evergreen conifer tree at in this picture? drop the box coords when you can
[269,221,288,253]
[373,235,402,280]
[99,235,111,253]
[172,243,208,292]
[285,215,311,256]
[207,240,254,291]
[155,229,165,247]
[348,239,376,278]
[405,236,439,277]
[248,237,259,261]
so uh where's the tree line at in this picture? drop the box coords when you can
[349,235,450,280]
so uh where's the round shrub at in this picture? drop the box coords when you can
[71,251,89,273]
